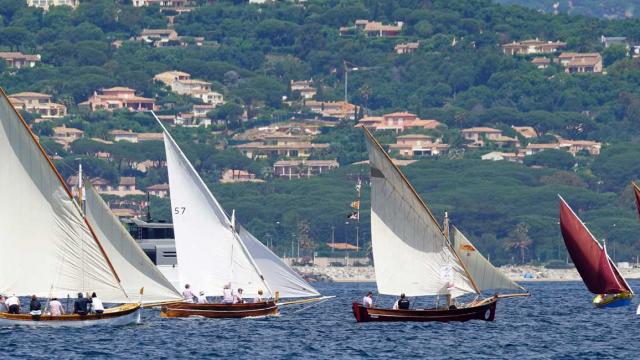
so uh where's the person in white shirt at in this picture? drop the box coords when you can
[182,284,196,303]
[253,290,264,303]
[233,288,244,304]
[91,292,104,314]
[222,283,234,304]
[197,291,208,304]
[5,294,20,314]
[47,297,64,316]
[362,291,373,308]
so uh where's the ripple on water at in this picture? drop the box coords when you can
[2,281,639,359]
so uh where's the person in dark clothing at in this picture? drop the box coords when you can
[73,293,92,315]
[29,295,42,316]
[393,293,410,310]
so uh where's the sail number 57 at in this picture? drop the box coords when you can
[174,207,186,215]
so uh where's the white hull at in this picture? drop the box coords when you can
[0,308,141,328]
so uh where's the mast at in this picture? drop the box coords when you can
[0,87,124,291]
[362,126,481,294]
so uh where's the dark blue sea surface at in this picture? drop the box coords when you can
[2,281,638,359]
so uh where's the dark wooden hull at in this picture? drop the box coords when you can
[352,297,498,322]
[160,301,278,318]
[0,303,141,327]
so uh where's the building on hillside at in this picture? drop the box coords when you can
[52,125,83,146]
[512,126,538,138]
[558,138,602,156]
[110,129,139,143]
[220,169,264,183]
[305,100,357,120]
[339,20,403,37]
[0,52,41,69]
[27,0,79,10]
[66,176,112,197]
[146,183,170,198]
[394,42,419,54]
[137,133,163,142]
[79,87,155,112]
[601,35,628,49]
[290,80,316,99]
[273,159,339,179]
[154,70,224,106]
[358,112,441,133]
[132,0,193,7]
[135,159,166,172]
[481,151,525,163]
[9,92,67,120]
[233,121,329,142]
[135,29,203,47]
[531,57,551,69]
[176,104,215,127]
[233,135,330,159]
[96,177,145,197]
[558,53,603,73]
[501,39,566,55]
[461,127,519,147]
[388,134,449,157]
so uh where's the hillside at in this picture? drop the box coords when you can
[3,0,640,265]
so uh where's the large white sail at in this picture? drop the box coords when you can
[0,89,127,302]
[237,225,320,298]
[364,127,477,298]
[160,125,268,297]
[84,183,183,303]
[451,227,525,293]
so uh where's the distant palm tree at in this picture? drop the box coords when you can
[505,223,533,264]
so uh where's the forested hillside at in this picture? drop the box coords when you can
[3,0,640,265]
[495,0,640,19]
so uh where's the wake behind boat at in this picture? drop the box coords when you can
[152,112,329,318]
[559,196,633,308]
[0,88,182,326]
[352,126,528,323]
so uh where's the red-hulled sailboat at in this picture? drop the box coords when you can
[559,196,633,308]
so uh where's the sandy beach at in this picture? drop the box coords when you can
[294,265,640,283]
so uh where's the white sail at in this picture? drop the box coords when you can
[364,128,477,298]
[237,225,320,298]
[0,90,126,302]
[84,183,183,303]
[451,227,525,293]
[161,126,268,297]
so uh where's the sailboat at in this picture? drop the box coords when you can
[152,113,328,318]
[352,127,528,322]
[559,196,633,308]
[0,88,182,326]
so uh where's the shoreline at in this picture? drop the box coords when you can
[294,265,640,283]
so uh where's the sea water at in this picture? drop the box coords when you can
[1,281,636,359]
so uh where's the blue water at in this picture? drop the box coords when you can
[2,281,638,359]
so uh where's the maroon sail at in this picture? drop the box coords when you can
[559,197,631,294]
[633,182,640,219]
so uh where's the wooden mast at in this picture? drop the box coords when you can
[362,126,482,294]
[0,87,124,288]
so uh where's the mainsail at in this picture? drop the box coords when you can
[161,128,268,297]
[559,196,632,294]
[237,225,320,298]
[451,227,525,293]
[363,127,477,298]
[0,88,126,301]
[84,182,182,303]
